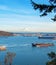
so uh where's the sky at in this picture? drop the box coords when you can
[0,0,56,32]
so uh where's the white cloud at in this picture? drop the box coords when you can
[0,5,10,11]
[0,5,30,14]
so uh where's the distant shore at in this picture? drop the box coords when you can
[13,32,56,37]
[0,31,56,38]
[0,31,13,36]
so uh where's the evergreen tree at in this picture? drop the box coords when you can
[31,0,56,21]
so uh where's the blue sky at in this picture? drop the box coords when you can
[0,0,56,32]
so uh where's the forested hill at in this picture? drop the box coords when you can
[0,31,13,36]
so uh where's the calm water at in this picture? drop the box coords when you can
[0,36,56,65]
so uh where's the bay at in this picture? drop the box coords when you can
[0,36,56,65]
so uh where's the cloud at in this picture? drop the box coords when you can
[0,4,37,16]
[0,5,10,10]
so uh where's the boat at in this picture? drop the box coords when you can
[38,36,55,39]
[0,46,6,51]
[32,43,54,47]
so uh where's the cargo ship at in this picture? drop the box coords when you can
[38,36,55,39]
[32,43,54,47]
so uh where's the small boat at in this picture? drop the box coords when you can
[0,46,6,51]
[32,43,54,47]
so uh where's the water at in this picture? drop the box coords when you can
[0,36,56,65]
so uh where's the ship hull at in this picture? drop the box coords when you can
[38,36,55,39]
[32,43,54,47]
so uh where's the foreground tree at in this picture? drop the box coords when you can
[31,0,56,21]
[46,52,56,65]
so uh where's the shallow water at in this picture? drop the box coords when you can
[0,36,56,65]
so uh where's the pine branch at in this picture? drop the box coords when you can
[31,0,56,11]
[31,0,56,21]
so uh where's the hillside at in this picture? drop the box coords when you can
[0,31,13,36]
